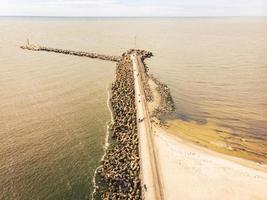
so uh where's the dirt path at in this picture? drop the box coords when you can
[131,53,164,200]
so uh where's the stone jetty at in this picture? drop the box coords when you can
[20,44,169,199]
[21,44,122,62]
[96,50,153,199]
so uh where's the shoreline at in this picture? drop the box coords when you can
[166,118,267,166]
[160,125,267,173]
[145,69,267,172]
[154,125,267,199]
[91,84,114,199]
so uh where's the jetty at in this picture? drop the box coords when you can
[21,44,166,199]
[21,44,121,62]
[19,41,267,200]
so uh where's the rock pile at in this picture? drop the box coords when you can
[21,45,122,62]
[143,79,153,102]
[97,52,142,199]
[150,75,176,121]
[126,49,153,61]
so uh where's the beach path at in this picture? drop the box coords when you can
[131,53,164,200]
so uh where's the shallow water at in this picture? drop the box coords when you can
[0,17,267,199]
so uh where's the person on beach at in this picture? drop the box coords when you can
[144,184,147,192]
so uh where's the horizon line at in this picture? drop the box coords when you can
[1,15,267,18]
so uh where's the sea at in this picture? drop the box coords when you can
[0,17,267,199]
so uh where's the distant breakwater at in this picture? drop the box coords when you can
[21,44,122,62]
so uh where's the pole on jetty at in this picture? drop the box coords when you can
[27,38,30,46]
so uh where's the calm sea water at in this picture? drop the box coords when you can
[0,17,267,199]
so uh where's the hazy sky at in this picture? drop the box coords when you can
[0,0,266,16]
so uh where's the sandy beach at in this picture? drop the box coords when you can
[154,126,267,200]
[142,60,267,199]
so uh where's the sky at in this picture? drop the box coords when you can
[0,0,266,17]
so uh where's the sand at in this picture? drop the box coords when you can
[154,126,267,200]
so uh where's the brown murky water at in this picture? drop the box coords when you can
[0,17,267,199]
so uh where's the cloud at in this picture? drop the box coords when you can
[0,0,266,16]
[35,0,119,6]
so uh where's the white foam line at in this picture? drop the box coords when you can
[91,84,114,200]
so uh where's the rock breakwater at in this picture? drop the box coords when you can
[150,75,176,121]
[21,44,122,62]
[96,52,141,199]
[20,43,168,198]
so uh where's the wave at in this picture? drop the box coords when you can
[91,84,114,200]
